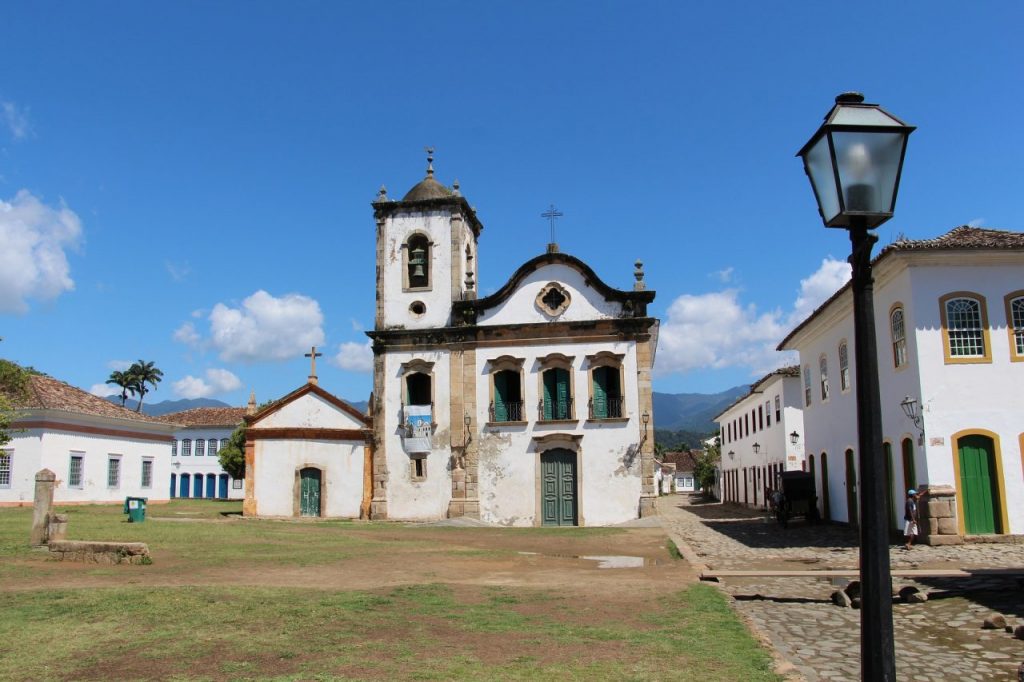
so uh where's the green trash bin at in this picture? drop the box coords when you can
[124,496,148,523]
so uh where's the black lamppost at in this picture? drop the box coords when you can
[797,92,914,682]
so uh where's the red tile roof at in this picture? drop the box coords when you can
[661,450,701,471]
[156,407,248,427]
[7,374,163,423]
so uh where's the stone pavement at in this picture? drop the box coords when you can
[659,494,1024,681]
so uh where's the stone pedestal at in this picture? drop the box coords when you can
[48,513,68,542]
[920,484,962,546]
[30,469,56,546]
[639,494,658,518]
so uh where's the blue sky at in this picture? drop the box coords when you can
[1,2,1022,406]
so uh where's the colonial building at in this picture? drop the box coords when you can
[364,156,659,526]
[158,404,252,500]
[0,373,175,506]
[778,226,1024,542]
[715,366,806,509]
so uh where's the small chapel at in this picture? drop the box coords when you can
[244,153,659,526]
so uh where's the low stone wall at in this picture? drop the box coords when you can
[48,540,151,565]
[920,485,962,546]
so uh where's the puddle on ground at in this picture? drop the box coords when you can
[517,552,653,568]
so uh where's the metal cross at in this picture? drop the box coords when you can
[305,346,323,384]
[541,204,563,244]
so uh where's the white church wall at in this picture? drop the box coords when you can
[477,263,623,327]
[381,211,454,330]
[474,339,643,526]
[382,350,454,520]
[252,440,364,517]
[256,393,366,430]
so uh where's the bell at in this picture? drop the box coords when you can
[410,246,426,279]
[412,263,425,278]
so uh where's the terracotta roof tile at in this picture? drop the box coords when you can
[661,450,701,471]
[156,407,248,427]
[7,374,163,422]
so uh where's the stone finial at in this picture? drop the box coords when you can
[425,146,435,177]
[452,179,460,196]
[634,260,646,291]
[246,390,257,415]
[465,270,475,291]
[377,185,388,202]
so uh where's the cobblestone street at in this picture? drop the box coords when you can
[659,494,1024,681]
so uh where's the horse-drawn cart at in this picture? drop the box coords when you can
[772,471,820,528]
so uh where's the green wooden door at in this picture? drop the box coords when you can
[592,367,609,418]
[958,435,1001,534]
[541,449,577,526]
[494,371,510,422]
[820,454,830,521]
[300,467,321,517]
[543,369,571,420]
[845,449,858,527]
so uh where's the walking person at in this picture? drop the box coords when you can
[903,488,928,550]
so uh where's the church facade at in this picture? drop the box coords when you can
[366,158,659,526]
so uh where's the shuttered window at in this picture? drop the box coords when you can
[492,370,522,422]
[591,366,622,418]
[195,439,205,457]
[542,368,572,420]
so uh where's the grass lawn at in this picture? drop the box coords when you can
[0,501,781,681]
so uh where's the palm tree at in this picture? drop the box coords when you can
[106,370,136,407]
[127,360,163,412]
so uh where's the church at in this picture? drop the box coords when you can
[244,154,659,526]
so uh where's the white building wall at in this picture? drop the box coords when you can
[793,255,1024,533]
[1,426,170,505]
[383,349,453,520]
[477,263,621,326]
[474,339,643,527]
[171,426,242,500]
[380,211,455,329]
[252,440,364,517]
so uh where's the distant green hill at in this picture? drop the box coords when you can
[652,385,748,434]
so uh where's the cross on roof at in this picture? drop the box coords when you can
[541,204,563,249]
[305,346,323,385]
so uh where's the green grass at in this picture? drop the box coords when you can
[0,501,781,681]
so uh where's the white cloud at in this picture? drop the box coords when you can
[165,260,191,282]
[89,383,118,398]
[791,257,851,323]
[655,258,851,379]
[350,318,364,332]
[207,290,324,363]
[106,359,131,371]
[333,340,373,373]
[1,101,30,140]
[712,266,734,283]
[967,217,985,228]
[173,321,201,347]
[0,190,82,313]
[172,368,242,399]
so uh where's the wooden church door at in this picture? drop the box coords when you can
[300,468,322,517]
[541,449,577,526]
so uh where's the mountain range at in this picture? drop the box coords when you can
[111,387,747,433]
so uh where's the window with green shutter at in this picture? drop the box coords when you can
[542,368,572,420]
[492,370,522,422]
[590,366,622,418]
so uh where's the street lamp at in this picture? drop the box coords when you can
[789,431,800,446]
[752,442,766,509]
[798,92,914,682]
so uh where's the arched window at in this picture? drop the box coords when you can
[890,306,908,368]
[538,353,574,421]
[488,355,525,423]
[838,341,850,391]
[195,438,205,457]
[405,234,431,290]
[400,359,435,455]
[182,439,192,456]
[406,373,431,406]
[819,355,830,401]
[208,439,218,456]
[220,438,229,450]
[803,365,812,406]
[1004,292,1024,361]
[587,351,624,420]
[940,292,991,363]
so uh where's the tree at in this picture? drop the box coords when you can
[693,436,721,494]
[106,370,137,407]
[127,360,163,412]
[217,423,247,479]
[0,359,39,446]
[0,394,15,448]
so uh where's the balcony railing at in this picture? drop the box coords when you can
[538,398,574,421]
[588,396,623,419]
[489,401,524,423]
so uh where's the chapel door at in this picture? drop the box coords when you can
[541,449,577,526]
[845,449,858,527]
[958,435,1001,534]
[300,467,322,517]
